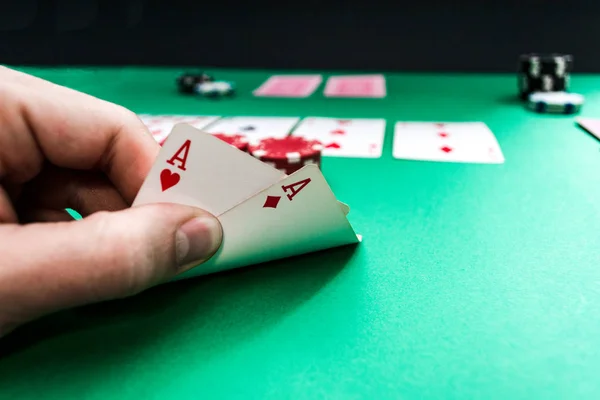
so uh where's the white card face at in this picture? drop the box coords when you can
[576,118,600,141]
[291,117,386,158]
[204,116,300,141]
[393,121,505,164]
[132,124,285,216]
[138,114,221,144]
[176,164,360,278]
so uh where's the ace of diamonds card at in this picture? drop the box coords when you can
[133,124,360,279]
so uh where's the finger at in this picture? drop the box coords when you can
[16,166,128,221]
[0,67,158,203]
[0,186,18,223]
[0,203,222,336]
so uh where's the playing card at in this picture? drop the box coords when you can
[175,164,360,279]
[204,116,300,141]
[291,117,386,158]
[138,114,220,145]
[133,124,285,216]
[323,75,386,98]
[576,118,600,141]
[393,122,505,164]
[338,201,350,216]
[253,75,322,97]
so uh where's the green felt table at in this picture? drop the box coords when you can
[2,67,600,399]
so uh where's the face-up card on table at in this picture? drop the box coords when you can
[253,75,322,97]
[575,118,600,141]
[204,116,300,141]
[175,165,360,279]
[291,117,386,158]
[393,121,504,164]
[133,124,285,216]
[138,114,220,145]
[323,75,386,98]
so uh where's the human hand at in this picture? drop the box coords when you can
[0,67,222,337]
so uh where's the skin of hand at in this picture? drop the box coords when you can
[0,67,223,337]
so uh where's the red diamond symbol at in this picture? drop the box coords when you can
[330,129,346,135]
[326,142,341,149]
[263,195,281,208]
[441,146,453,153]
[438,132,449,138]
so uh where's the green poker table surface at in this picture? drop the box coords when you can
[2,67,600,399]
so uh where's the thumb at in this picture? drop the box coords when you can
[0,203,222,334]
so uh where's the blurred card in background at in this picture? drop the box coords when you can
[323,75,386,98]
[253,75,322,97]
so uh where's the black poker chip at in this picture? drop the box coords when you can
[517,53,573,101]
[176,71,214,94]
[518,53,573,77]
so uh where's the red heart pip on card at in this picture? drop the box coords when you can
[160,169,180,191]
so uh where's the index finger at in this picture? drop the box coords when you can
[0,67,159,203]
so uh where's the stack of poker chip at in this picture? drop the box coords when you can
[518,53,584,114]
[518,54,572,100]
[194,81,236,98]
[527,92,584,114]
[248,136,323,175]
[176,71,213,94]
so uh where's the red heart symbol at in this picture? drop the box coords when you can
[160,169,180,191]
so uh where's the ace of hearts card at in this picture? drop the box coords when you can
[133,124,285,216]
[133,124,360,278]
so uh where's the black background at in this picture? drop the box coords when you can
[0,0,597,72]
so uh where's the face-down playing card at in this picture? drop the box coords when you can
[133,123,285,216]
[175,164,360,279]
[253,75,322,97]
[323,75,386,98]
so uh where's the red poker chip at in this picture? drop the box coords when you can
[249,136,323,174]
[263,156,321,175]
[249,136,322,162]
[212,133,249,151]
